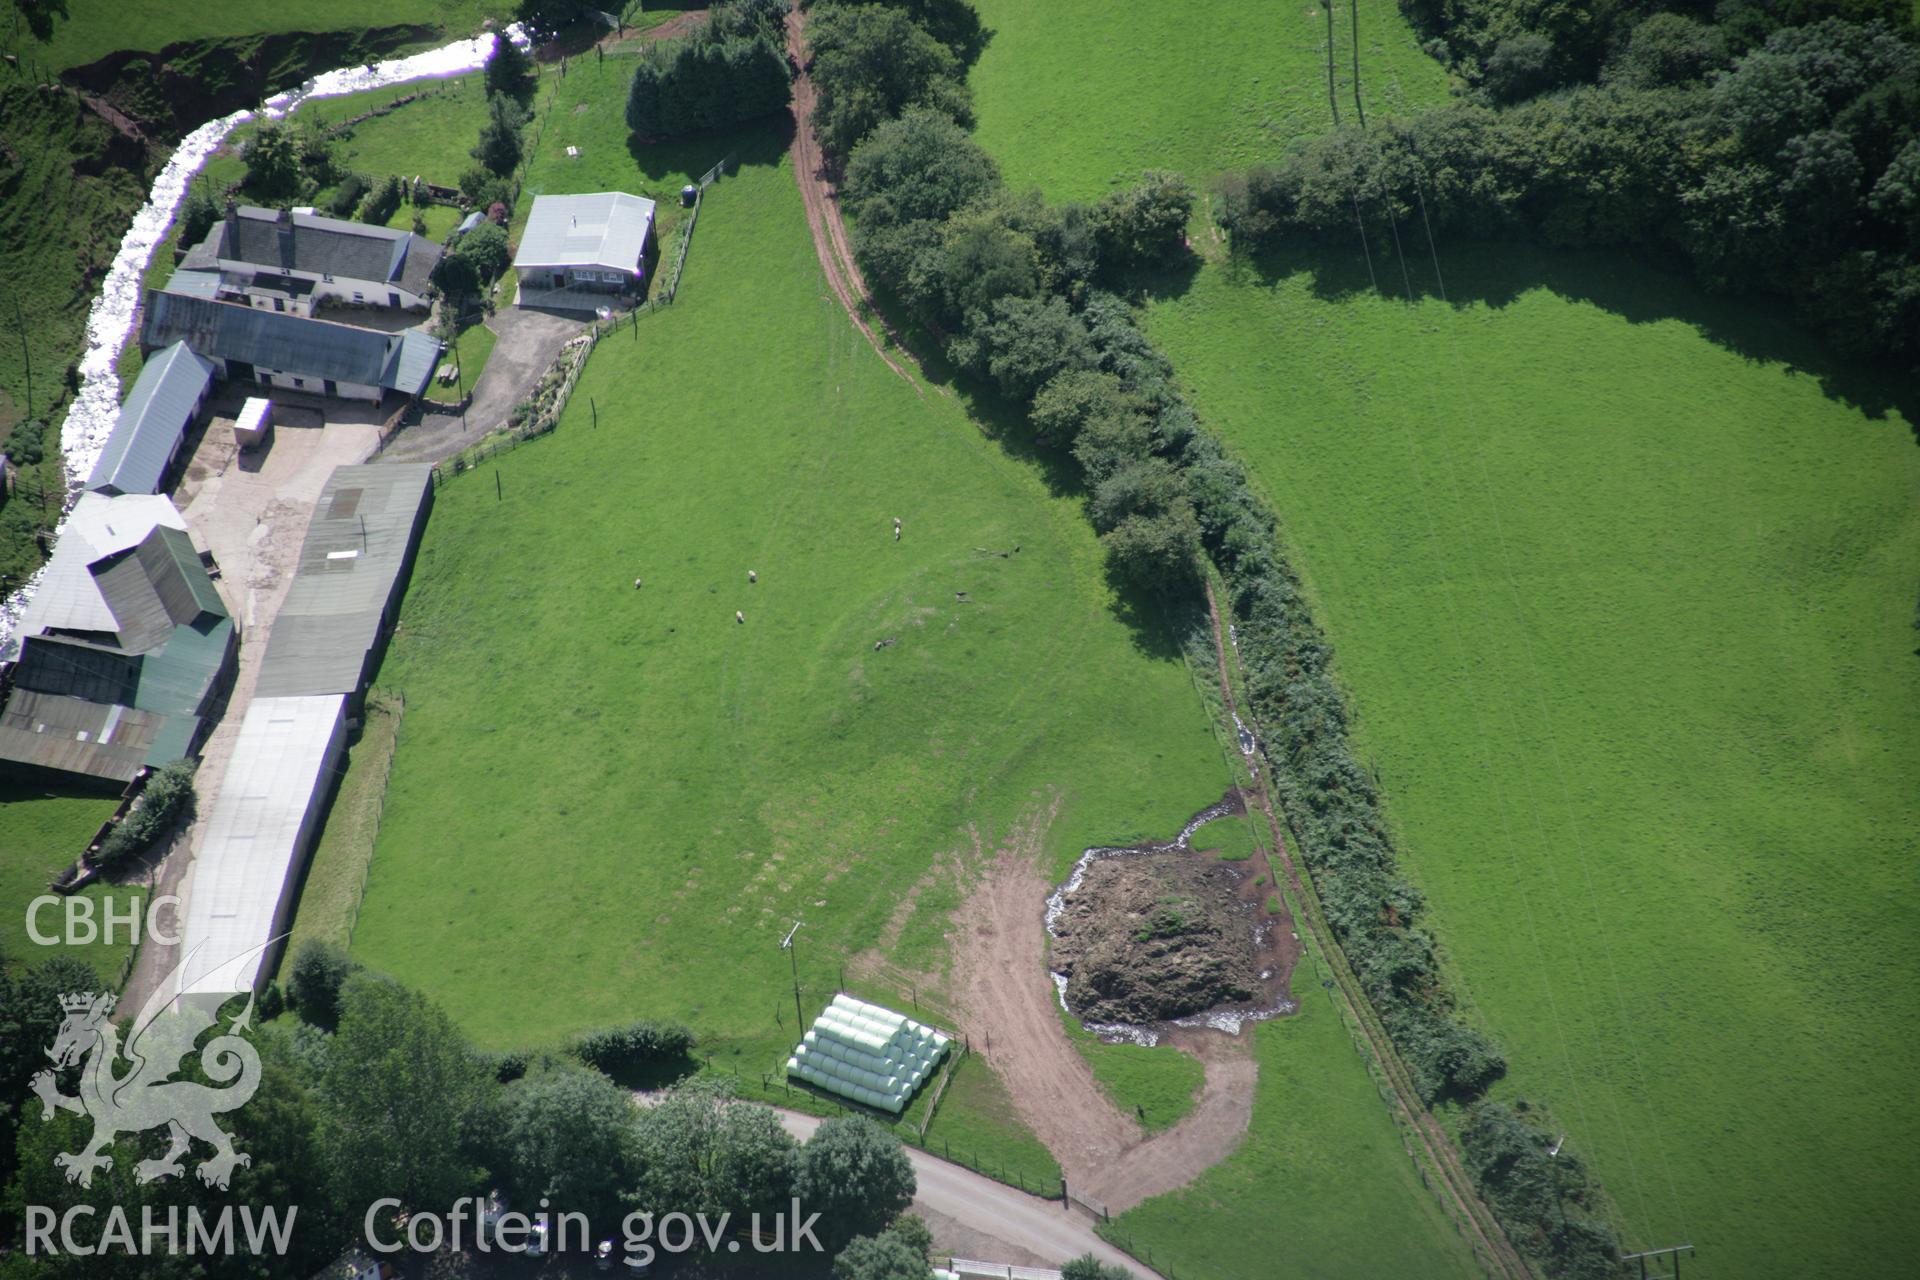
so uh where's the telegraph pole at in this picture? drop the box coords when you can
[780,920,805,1032]
[1350,0,1366,126]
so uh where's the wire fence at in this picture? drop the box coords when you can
[661,151,735,305]
[428,150,734,485]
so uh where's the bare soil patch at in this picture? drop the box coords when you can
[949,798,1271,1212]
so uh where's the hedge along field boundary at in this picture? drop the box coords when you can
[791,0,1615,1273]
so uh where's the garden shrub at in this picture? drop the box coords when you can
[92,759,196,868]
[567,1020,696,1079]
[358,174,404,226]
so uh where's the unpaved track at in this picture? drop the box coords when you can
[784,8,924,396]
[1202,582,1534,1280]
[952,838,1257,1214]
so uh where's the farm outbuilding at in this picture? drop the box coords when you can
[85,340,216,496]
[254,463,434,713]
[177,692,348,997]
[176,462,434,997]
[787,995,951,1113]
[513,192,657,309]
[141,289,442,401]
[0,518,237,789]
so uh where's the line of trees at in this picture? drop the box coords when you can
[1218,15,1920,370]
[1403,0,1914,100]
[1,938,920,1277]
[816,2,1620,1274]
[625,0,793,140]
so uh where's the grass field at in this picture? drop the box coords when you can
[285,693,404,958]
[1109,930,1482,1280]
[342,129,1235,1074]
[919,1052,1062,1190]
[1070,1027,1206,1134]
[1186,810,1265,861]
[968,0,1449,202]
[0,782,144,983]
[10,0,512,73]
[971,1,1920,1276]
[427,319,498,403]
[1145,244,1920,1277]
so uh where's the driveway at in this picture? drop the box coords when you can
[123,398,383,1012]
[375,304,588,464]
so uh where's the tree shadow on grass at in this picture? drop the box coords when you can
[1235,237,1919,435]
[624,113,793,187]
[854,285,1205,664]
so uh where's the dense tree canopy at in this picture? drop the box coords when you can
[790,1116,914,1251]
[471,93,528,176]
[807,3,971,155]
[500,1065,643,1225]
[1215,18,1920,370]
[319,974,496,1214]
[631,1078,798,1221]
[625,2,792,139]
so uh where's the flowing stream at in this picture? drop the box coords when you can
[0,24,528,654]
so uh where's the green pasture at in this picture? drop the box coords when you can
[1186,810,1263,861]
[1145,242,1920,1278]
[343,131,1234,1072]
[968,0,1449,203]
[1071,1027,1206,1135]
[1109,930,1482,1280]
[309,73,495,192]
[0,782,143,984]
[427,318,498,403]
[919,1052,1062,1190]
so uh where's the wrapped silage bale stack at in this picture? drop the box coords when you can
[784,995,952,1113]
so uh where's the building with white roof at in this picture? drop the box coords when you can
[176,463,434,996]
[512,192,656,308]
[7,493,190,654]
[178,693,347,996]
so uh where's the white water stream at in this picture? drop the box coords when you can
[0,24,528,653]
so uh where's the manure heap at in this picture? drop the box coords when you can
[787,995,950,1113]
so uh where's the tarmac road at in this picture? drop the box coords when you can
[771,1108,1159,1279]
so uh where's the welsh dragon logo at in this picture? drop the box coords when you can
[30,944,273,1191]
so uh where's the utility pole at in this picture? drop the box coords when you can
[1324,0,1341,126]
[1350,0,1366,126]
[780,920,805,1033]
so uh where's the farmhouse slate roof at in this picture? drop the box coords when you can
[186,205,443,298]
[141,290,441,396]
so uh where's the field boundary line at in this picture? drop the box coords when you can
[1201,577,1533,1280]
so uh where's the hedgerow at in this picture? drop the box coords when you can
[818,0,1622,1269]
